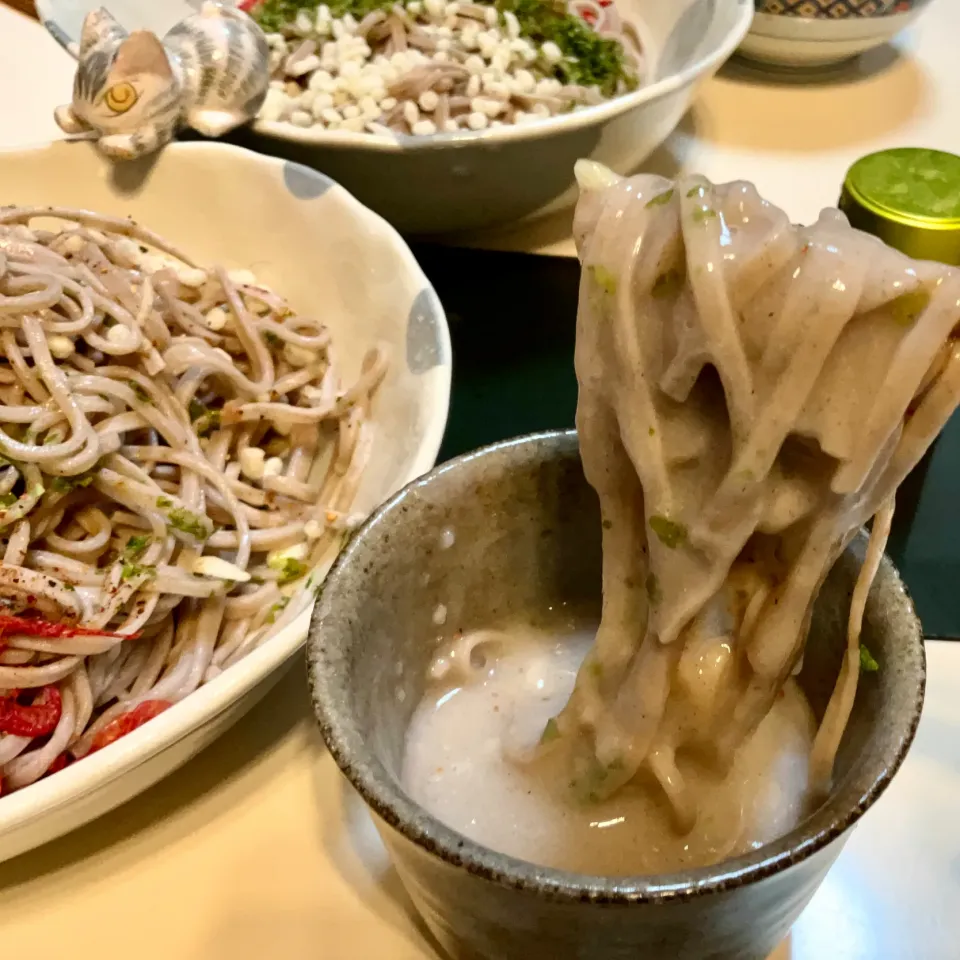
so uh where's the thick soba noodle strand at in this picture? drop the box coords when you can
[547,166,960,823]
[0,208,385,791]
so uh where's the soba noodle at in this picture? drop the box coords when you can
[0,208,385,790]
[547,163,960,824]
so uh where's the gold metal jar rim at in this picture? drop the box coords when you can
[839,148,960,265]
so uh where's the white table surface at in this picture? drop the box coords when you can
[1,3,959,958]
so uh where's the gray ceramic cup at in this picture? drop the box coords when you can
[307,430,925,960]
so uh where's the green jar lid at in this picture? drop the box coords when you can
[839,147,960,265]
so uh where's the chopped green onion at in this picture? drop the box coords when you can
[860,645,880,673]
[540,718,560,744]
[124,534,151,560]
[649,515,687,549]
[646,188,675,208]
[589,264,618,295]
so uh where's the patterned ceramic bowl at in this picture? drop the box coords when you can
[742,0,936,67]
[756,0,910,16]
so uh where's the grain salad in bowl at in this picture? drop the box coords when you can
[235,0,752,234]
[248,0,646,136]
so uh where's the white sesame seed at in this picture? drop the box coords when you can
[321,107,343,125]
[342,104,361,119]
[61,234,85,255]
[48,335,75,359]
[263,456,284,479]
[268,543,308,569]
[239,447,265,481]
[176,266,208,288]
[380,96,397,110]
[192,556,251,582]
[403,100,420,126]
[466,74,481,98]
[443,118,459,132]
[466,111,488,130]
[503,10,520,39]
[412,119,437,135]
[107,324,138,351]
[484,6,497,26]
[205,307,228,331]
[304,519,324,539]
[464,54,485,74]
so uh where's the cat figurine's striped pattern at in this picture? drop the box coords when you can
[55,2,269,161]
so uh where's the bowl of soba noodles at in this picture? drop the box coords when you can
[234,0,754,233]
[307,164,953,958]
[0,138,450,862]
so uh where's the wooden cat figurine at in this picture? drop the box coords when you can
[54,2,270,161]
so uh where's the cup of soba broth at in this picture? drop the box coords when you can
[307,165,949,959]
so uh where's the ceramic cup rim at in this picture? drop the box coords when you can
[307,429,926,904]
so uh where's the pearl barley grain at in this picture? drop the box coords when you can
[419,90,440,112]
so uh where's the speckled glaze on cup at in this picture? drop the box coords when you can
[307,430,926,960]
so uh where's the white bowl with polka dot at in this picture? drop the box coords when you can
[242,0,754,234]
[0,138,451,863]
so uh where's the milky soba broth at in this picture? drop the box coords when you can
[402,626,816,876]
